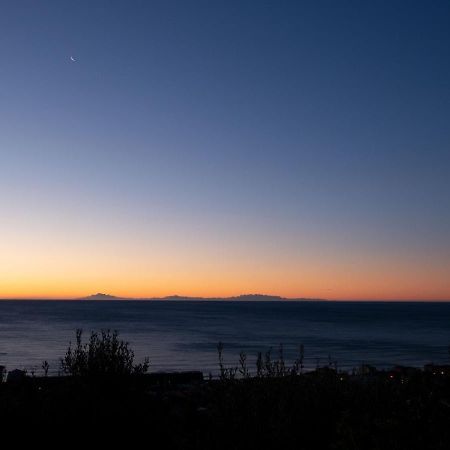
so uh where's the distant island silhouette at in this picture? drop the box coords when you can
[79,293,325,301]
[79,293,128,300]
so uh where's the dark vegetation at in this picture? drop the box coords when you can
[1,331,450,448]
[61,329,149,376]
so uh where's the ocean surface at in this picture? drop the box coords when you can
[1,300,449,376]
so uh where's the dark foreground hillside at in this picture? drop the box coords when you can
[1,368,450,449]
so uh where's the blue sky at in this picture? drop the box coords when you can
[1,1,449,299]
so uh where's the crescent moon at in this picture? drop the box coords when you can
[70,56,76,62]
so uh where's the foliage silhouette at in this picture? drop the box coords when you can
[61,329,149,377]
[217,342,304,379]
[42,360,49,377]
[1,335,450,449]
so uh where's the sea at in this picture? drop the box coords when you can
[0,300,449,376]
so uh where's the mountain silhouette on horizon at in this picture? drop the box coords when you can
[160,294,286,301]
[78,293,324,301]
[79,293,124,300]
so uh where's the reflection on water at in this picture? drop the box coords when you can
[0,300,449,375]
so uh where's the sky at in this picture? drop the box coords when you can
[1,0,449,300]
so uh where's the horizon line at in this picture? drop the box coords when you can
[1,294,450,302]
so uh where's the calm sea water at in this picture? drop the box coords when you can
[0,300,449,375]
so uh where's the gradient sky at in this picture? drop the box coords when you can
[1,0,450,300]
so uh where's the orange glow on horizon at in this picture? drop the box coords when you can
[1,265,449,301]
[1,215,449,301]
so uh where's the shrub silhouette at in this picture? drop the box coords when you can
[42,360,49,376]
[218,343,305,379]
[61,329,149,376]
[217,342,237,380]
